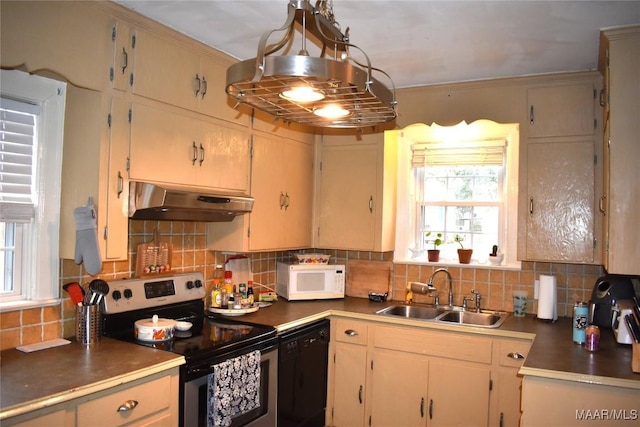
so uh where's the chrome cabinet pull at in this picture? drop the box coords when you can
[358,385,363,404]
[599,195,606,214]
[368,195,373,213]
[429,399,433,419]
[201,76,207,99]
[116,171,123,198]
[120,47,128,74]
[529,197,534,215]
[195,74,201,97]
[117,400,138,412]
[199,143,205,166]
[284,192,290,210]
[344,329,358,337]
[507,352,525,360]
[192,142,198,165]
[420,397,425,418]
[529,105,535,125]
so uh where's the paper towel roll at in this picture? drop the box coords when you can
[537,274,557,321]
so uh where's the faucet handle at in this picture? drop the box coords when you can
[428,292,440,306]
[462,296,473,310]
[471,289,481,312]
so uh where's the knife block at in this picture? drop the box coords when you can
[632,342,640,373]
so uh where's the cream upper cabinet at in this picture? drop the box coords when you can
[110,21,135,92]
[519,140,596,263]
[315,133,397,251]
[599,26,640,275]
[129,101,250,193]
[0,1,113,91]
[130,29,248,126]
[527,84,596,138]
[207,133,314,252]
[60,88,129,263]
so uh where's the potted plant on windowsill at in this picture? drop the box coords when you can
[455,235,473,264]
[426,232,443,262]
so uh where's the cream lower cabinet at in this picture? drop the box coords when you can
[207,133,313,251]
[3,368,179,427]
[521,375,640,427]
[328,319,495,427]
[490,338,532,427]
[315,133,397,251]
[129,100,250,193]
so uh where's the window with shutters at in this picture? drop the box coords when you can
[394,121,520,266]
[0,70,66,309]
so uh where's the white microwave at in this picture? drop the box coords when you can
[276,262,346,301]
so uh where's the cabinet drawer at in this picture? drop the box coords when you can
[374,325,492,364]
[333,318,369,346]
[77,376,171,426]
[497,339,531,368]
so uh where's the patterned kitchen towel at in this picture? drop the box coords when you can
[207,350,261,427]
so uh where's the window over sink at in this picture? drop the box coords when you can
[393,120,520,267]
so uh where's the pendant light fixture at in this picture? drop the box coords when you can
[226,0,397,128]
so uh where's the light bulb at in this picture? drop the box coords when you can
[280,86,325,103]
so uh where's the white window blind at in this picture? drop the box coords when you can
[411,139,506,167]
[0,97,39,223]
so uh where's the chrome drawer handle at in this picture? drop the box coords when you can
[507,352,525,360]
[344,329,359,337]
[117,400,139,412]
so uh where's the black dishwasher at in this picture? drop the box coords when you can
[278,319,330,427]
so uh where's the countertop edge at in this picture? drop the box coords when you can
[518,365,640,390]
[0,355,185,420]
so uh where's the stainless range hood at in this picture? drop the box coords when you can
[128,181,254,222]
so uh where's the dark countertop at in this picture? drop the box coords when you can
[232,297,640,388]
[0,337,184,420]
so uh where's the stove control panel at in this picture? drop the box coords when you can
[102,272,205,314]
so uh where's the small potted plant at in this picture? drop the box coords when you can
[454,234,473,264]
[425,232,443,262]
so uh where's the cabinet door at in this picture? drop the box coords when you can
[199,55,248,125]
[197,119,250,193]
[332,342,367,427]
[527,84,595,137]
[249,135,313,250]
[370,350,429,427]
[132,29,200,111]
[105,96,130,260]
[428,359,490,427]
[317,143,378,250]
[523,140,595,262]
[129,102,196,186]
[0,1,113,91]
[110,21,134,92]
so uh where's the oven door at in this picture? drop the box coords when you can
[182,345,278,427]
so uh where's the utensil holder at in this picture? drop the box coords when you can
[76,304,102,345]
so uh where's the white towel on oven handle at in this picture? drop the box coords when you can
[207,350,261,427]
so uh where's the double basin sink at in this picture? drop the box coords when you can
[376,304,509,328]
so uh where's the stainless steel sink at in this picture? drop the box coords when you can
[435,310,508,328]
[376,305,446,320]
[375,304,508,328]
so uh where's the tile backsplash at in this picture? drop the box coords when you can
[0,220,604,350]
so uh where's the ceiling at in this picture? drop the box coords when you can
[114,0,640,89]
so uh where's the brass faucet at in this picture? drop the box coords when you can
[428,268,453,307]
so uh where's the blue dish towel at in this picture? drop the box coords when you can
[207,350,261,427]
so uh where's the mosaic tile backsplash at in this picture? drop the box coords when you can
[0,220,604,350]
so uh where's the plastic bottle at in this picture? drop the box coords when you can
[213,264,225,283]
[224,270,234,295]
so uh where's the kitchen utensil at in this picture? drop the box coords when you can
[134,315,176,342]
[612,300,636,344]
[588,275,636,328]
[624,314,640,343]
[135,229,173,277]
[88,279,110,306]
[63,282,85,305]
